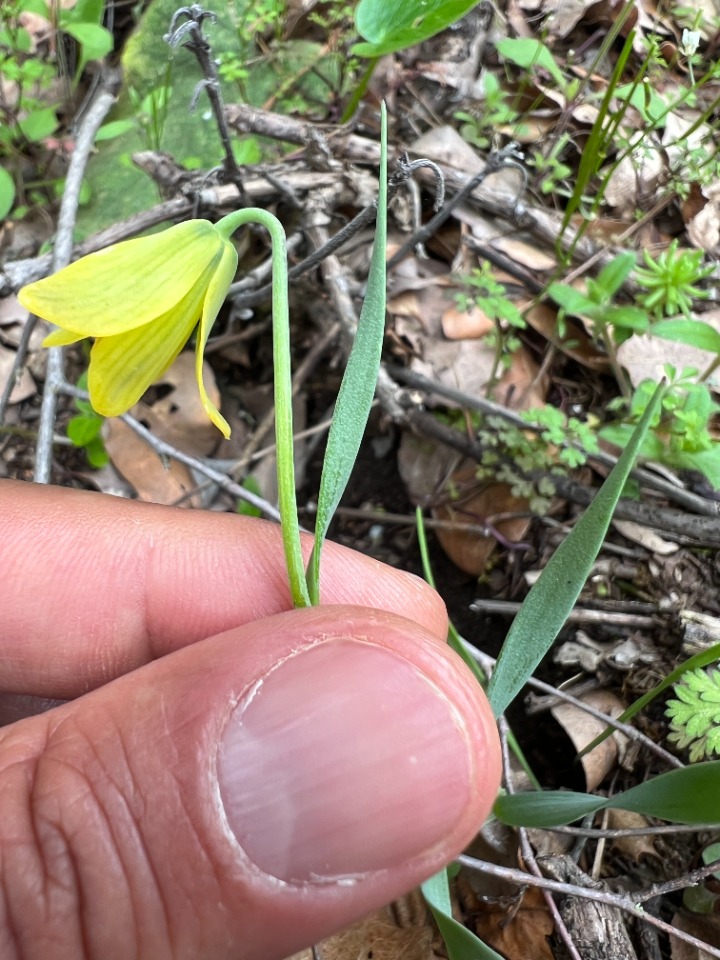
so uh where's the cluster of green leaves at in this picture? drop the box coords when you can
[603,367,720,488]
[666,668,720,762]
[454,74,524,151]
[635,240,714,319]
[545,245,720,489]
[67,372,108,468]
[0,0,112,218]
[548,251,648,342]
[475,410,599,514]
[456,261,525,368]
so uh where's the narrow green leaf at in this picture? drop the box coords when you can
[652,319,720,354]
[487,381,665,717]
[306,104,388,603]
[423,871,505,960]
[617,762,720,823]
[495,790,606,828]
[560,26,635,252]
[496,762,720,827]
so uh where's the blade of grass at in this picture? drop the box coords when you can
[305,103,388,604]
[559,25,636,258]
[486,381,666,717]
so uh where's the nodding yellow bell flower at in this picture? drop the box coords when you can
[18,218,240,438]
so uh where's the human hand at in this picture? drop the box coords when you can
[0,480,501,960]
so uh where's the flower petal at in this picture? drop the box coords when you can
[19,220,224,337]
[88,260,217,417]
[195,238,238,439]
[43,328,86,347]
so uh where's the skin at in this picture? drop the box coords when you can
[0,479,502,960]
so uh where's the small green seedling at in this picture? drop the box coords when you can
[635,239,714,319]
[547,251,648,342]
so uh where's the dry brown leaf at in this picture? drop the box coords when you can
[441,304,494,339]
[394,299,498,402]
[551,690,629,791]
[493,234,557,270]
[409,126,484,176]
[612,518,680,555]
[605,809,660,862]
[397,432,461,506]
[103,418,202,506]
[474,885,555,960]
[0,295,28,328]
[670,911,720,960]
[543,0,600,38]
[433,463,532,576]
[137,352,222,458]
[602,143,665,215]
[493,346,548,410]
[522,300,609,370]
[0,345,35,403]
[687,200,720,252]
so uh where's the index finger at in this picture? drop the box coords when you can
[1,480,447,697]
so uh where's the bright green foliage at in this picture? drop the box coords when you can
[529,134,573,196]
[634,240,713,319]
[352,0,481,58]
[547,252,648,342]
[475,410,599,515]
[457,262,525,329]
[666,668,720,762]
[235,476,264,518]
[454,74,524,149]
[602,368,720,489]
[495,37,568,91]
[67,372,108,468]
[0,0,112,215]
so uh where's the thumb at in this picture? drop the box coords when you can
[2,606,501,960]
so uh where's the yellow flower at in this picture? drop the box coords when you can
[18,218,238,438]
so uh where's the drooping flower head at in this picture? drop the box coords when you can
[18,218,239,438]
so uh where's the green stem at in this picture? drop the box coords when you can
[341,58,378,123]
[216,208,310,608]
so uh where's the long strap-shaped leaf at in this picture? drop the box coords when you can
[422,870,505,960]
[495,760,720,827]
[487,381,665,716]
[306,104,388,604]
